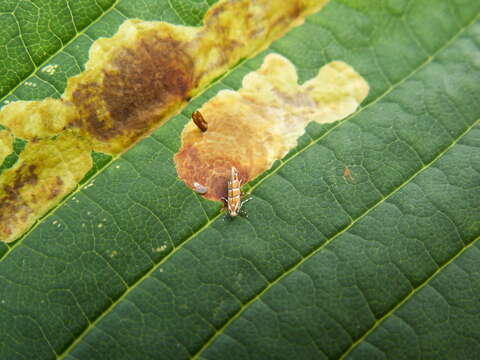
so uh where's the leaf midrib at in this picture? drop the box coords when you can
[57,10,480,360]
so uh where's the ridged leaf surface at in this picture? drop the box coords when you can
[0,0,479,359]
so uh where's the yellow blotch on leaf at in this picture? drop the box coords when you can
[0,133,92,243]
[0,99,73,140]
[0,130,14,165]
[175,54,369,201]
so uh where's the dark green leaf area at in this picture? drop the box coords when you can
[0,12,34,97]
[204,125,480,360]
[350,127,480,360]
[117,0,220,25]
[0,0,113,97]
[352,239,480,359]
[0,1,479,360]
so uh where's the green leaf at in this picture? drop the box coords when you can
[0,0,479,359]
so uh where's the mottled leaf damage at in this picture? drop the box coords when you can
[0,129,13,165]
[71,34,195,150]
[0,133,92,243]
[0,0,330,242]
[175,54,369,201]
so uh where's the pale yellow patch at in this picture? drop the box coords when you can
[0,129,13,165]
[0,99,75,140]
[0,133,92,242]
[176,54,369,201]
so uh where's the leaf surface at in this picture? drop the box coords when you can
[0,1,479,359]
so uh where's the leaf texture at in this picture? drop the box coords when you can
[0,0,479,359]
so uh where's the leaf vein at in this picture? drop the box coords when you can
[340,233,480,358]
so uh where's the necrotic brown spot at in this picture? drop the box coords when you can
[0,164,38,237]
[104,37,193,131]
[73,36,194,144]
[48,176,65,200]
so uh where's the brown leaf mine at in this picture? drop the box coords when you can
[0,0,330,154]
[0,129,13,165]
[0,133,92,242]
[0,99,73,140]
[175,54,369,201]
[0,0,331,242]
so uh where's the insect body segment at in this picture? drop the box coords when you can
[222,166,252,217]
[226,166,243,217]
